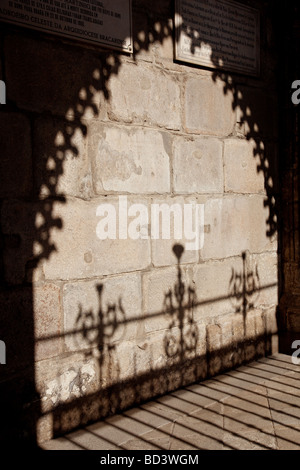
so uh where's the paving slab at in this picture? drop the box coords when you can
[41,354,300,450]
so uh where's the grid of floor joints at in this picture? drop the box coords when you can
[41,354,300,450]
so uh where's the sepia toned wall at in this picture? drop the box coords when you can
[0,0,281,444]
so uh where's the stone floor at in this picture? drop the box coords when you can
[41,353,300,450]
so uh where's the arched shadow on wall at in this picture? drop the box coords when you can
[0,0,286,446]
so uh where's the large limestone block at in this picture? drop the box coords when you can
[150,196,202,267]
[108,64,181,130]
[63,273,142,352]
[89,124,171,194]
[43,197,151,280]
[251,252,278,307]
[173,136,223,194]
[184,77,235,136]
[34,283,62,361]
[193,252,278,322]
[192,257,246,321]
[224,138,265,194]
[200,196,277,260]
[143,265,195,334]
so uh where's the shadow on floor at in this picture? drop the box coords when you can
[40,354,300,451]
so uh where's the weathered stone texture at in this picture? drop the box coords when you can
[36,353,100,413]
[41,198,151,280]
[1,198,151,283]
[200,196,277,260]
[34,283,62,361]
[224,138,266,194]
[192,257,245,321]
[252,252,278,307]
[89,124,171,194]
[143,265,192,334]
[173,136,223,194]
[108,64,181,130]
[184,77,235,136]
[63,273,142,352]
[34,116,92,199]
[150,196,200,267]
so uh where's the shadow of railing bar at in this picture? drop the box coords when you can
[214,373,300,413]
[76,424,166,451]
[136,404,262,450]
[183,382,300,440]
[35,282,278,344]
[165,386,300,448]
[85,412,222,451]
[241,364,300,391]
[44,331,275,440]
[206,379,300,430]
[116,405,235,450]
[261,356,298,367]
[152,396,275,450]
[223,370,300,403]
[255,357,300,375]
[82,402,239,450]
[50,386,237,450]
[62,435,88,450]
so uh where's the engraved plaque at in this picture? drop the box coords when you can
[0,0,132,53]
[175,0,260,76]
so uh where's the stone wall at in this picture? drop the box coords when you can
[0,0,280,444]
